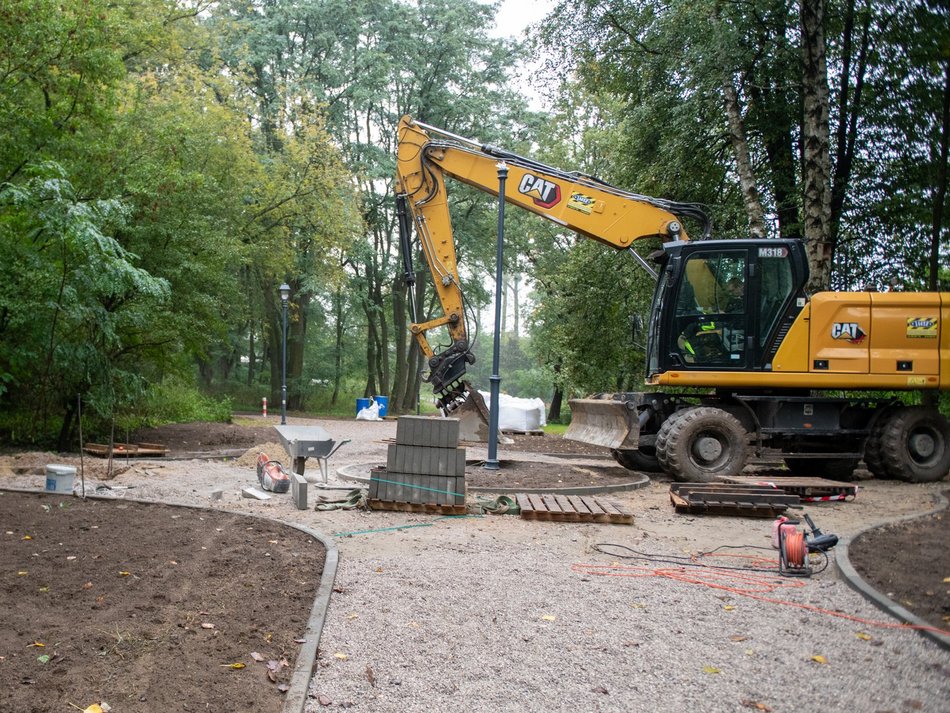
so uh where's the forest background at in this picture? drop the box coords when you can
[0,0,947,448]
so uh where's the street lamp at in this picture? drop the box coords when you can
[279,283,291,425]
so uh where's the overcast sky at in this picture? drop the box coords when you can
[491,0,553,38]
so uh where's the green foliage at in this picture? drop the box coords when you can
[116,378,232,432]
[528,240,653,398]
[0,0,364,440]
[466,333,551,399]
[0,164,169,438]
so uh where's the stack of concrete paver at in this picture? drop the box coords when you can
[369,416,466,506]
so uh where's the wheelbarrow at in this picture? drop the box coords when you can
[274,425,351,484]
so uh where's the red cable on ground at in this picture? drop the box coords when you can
[571,554,950,637]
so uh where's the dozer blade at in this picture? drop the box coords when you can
[566,398,641,450]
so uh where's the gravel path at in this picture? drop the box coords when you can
[311,515,948,713]
[2,415,948,712]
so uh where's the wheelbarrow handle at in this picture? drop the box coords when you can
[326,439,351,459]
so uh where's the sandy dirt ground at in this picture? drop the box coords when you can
[2,415,948,712]
[1,414,945,554]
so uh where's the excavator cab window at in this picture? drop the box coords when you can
[649,240,806,374]
[672,251,748,368]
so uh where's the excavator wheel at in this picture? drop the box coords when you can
[782,457,860,481]
[610,447,662,473]
[656,406,749,483]
[863,416,897,480]
[879,406,950,483]
[655,409,687,475]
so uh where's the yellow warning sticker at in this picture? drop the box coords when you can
[567,192,595,215]
[906,317,937,339]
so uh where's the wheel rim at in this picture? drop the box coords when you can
[690,431,727,468]
[908,427,940,466]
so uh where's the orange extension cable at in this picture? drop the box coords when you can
[572,548,950,638]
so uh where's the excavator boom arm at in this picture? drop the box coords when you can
[396,115,706,409]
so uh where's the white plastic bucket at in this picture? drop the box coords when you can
[45,464,76,494]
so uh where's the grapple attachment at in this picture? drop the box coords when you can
[566,398,641,450]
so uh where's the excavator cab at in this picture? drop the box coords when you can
[646,239,809,379]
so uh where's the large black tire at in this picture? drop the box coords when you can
[783,457,860,481]
[610,447,662,473]
[863,416,897,479]
[880,406,950,483]
[655,406,749,482]
[655,409,687,475]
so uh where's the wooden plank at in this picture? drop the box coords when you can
[367,499,466,516]
[553,494,580,522]
[715,475,858,499]
[516,494,536,519]
[579,496,610,523]
[527,493,551,520]
[566,495,594,522]
[595,499,634,525]
[674,485,790,496]
[686,493,798,506]
[512,493,632,525]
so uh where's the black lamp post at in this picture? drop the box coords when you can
[279,283,291,425]
[484,161,508,470]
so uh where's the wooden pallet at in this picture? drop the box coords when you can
[83,442,169,457]
[515,493,633,524]
[669,483,800,517]
[501,429,545,436]
[715,475,857,501]
[367,499,468,516]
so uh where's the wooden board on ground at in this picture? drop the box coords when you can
[367,499,467,516]
[516,493,633,524]
[83,442,169,458]
[669,482,799,517]
[501,429,544,436]
[714,475,857,501]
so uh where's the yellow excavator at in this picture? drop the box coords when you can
[395,116,950,483]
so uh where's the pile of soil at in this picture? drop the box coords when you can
[0,492,325,712]
[498,432,611,457]
[131,421,278,454]
[848,506,949,631]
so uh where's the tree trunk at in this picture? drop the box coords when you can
[749,79,800,239]
[929,60,950,291]
[830,0,871,247]
[391,274,409,415]
[513,273,520,336]
[401,270,428,412]
[56,397,76,452]
[501,276,508,333]
[331,288,344,406]
[246,327,255,387]
[801,0,834,293]
[287,287,309,411]
[548,385,563,423]
[363,301,379,397]
[722,75,767,238]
